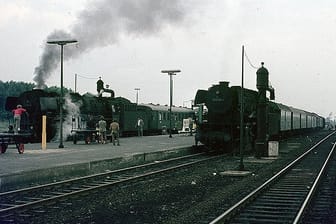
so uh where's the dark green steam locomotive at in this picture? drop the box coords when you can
[194,65,324,154]
[5,87,193,142]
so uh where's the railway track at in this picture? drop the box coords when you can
[0,152,220,223]
[299,138,336,223]
[210,131,336,224]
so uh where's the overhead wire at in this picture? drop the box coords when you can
[244,48,259,69]
[76,74,98,80]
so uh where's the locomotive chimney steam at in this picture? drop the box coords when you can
[33,0,189,88]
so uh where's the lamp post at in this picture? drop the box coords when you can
[161,70,181,138]
[134,88,140,104]
[47,39,78,148]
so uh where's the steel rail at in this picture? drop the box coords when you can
[209,131,336,224]
[0,152,205,197]
[293,141,336,223]
[0,152,221,217]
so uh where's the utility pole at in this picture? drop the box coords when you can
[74,73,77,93]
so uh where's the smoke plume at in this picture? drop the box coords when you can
[53,93,82,141]
[33,0,188,88]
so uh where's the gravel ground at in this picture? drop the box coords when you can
[29,131,330,224]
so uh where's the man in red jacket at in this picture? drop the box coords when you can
[12,104,26,134]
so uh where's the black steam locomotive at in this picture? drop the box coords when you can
[5,85,193,142]
[194,64,325,155]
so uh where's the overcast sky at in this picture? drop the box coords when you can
[1,0,335,117]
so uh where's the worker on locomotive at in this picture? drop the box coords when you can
[12,104,27,134]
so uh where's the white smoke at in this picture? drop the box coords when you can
[33,0,190,88]
[53,94,82,141]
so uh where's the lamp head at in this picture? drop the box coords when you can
[47,39,78,45]
[161,70,181,74]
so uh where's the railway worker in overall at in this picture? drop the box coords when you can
[98,116,107,144]
[97,77,104,97]
[188,117,194,136]
[85,115,96,144]
[12,104,27,134]
[87,115,96,130]
[109,119,120,146]
[136,117,144,137]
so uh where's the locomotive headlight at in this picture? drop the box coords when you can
[216,90,220,95]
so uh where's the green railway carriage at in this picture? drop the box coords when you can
[290,107,307,130]
[70,99,194,137]
[75,100,194,137]
[138,104,194,134]
[268,102,325,140]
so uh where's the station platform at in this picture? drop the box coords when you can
[0,134,196,191]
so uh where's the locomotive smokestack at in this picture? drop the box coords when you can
[219,81,229,87]
[33,0,189,88]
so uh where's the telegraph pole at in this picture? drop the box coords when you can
[74,73,77,93]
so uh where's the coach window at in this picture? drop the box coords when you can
[159,112,162,121]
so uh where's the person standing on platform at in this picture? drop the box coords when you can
[136,117,144,136]
[85,115,96,144]
[12,104,27,134]
[188,117,194,136]
[109,120,120,146]
[98,116,107,144]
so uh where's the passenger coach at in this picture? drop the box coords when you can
[268,102,325,139]
[138,104,194,134]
